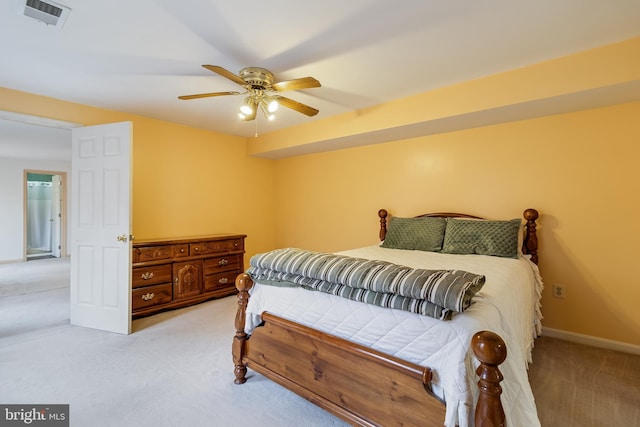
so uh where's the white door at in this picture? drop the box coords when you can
[51,174,62,258]
[70,122,132,334]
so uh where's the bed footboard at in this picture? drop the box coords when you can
[233,273,507,427]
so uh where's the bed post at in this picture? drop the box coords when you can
[472,331,507,427]
[233,273,254,385]
[378,209,388,241]
[523,208,539,264]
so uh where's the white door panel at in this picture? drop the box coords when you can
[70,122,132,334]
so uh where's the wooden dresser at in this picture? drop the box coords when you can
[131,234,246,318]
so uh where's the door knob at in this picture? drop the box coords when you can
[117,234,128,242]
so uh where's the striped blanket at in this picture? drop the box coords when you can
[247,248,485,320]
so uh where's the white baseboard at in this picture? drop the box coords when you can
[542,327,640,356]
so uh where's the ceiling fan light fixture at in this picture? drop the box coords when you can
[266,98,279,113]
[240,97,253,115]
[258,100,277,121]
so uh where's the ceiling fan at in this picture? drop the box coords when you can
[178,65,321,121]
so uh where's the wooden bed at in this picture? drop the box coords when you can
[233,208,540,427]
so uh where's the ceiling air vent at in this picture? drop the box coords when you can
[17,0,71,29]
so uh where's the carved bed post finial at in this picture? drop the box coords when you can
[378,209,388,241]
[233,273,254,385]
[472,331,507,427]
[523,208,539,264]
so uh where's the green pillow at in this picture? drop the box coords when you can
[442,218,521,258]
[381,216,446,252]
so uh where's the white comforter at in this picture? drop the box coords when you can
[245,245,542,427]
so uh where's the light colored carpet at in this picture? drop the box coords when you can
[0,288,348,427]
[2,259,639,426]
[529,334,640,427]
[0,257,70,297]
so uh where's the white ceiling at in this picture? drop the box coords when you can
[1,0,640,159]
[0,119,71,161]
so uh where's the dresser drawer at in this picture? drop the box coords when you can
[135,245,173,263]
[204,271,237,292]
[203,254,241,275]
[132,283,173,310]
[132,264,172,288]
[190,238,244,256]
[173,244,189,259]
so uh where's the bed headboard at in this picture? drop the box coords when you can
[378,208,539,264]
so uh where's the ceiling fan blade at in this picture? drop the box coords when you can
[178,91,240,100]
[272,77,321,92]
[276,96,319,117]
[202,65,247,86]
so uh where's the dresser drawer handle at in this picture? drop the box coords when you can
[141,292,155,301]
[141,272,154,280]
[218,278,228,284]
[218,258,229,266]
[180,248,185,253]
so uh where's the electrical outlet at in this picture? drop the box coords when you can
[553,283,566,299]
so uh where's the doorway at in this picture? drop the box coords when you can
[24,170,66,260]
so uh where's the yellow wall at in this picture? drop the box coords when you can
[264,37,640,347]
[0,87,277,263]
[2,36,639,347]
[272,102,640,346]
